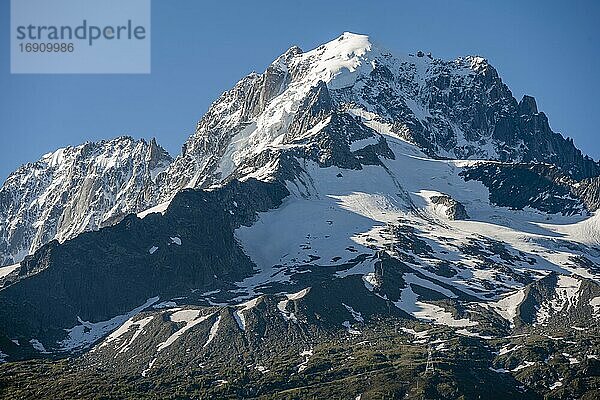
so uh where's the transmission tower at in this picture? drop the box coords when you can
[425,345,434,373]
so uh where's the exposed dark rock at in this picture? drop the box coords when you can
[0,178,289,359]
[430,194,470,220]
[575,176,600,211]
[460,163,589,215]
[518,95,538,116]
[288,80,333,137]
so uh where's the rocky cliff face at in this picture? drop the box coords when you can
[153,46,303,197]
[0,136,172,266]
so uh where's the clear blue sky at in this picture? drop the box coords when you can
[1,0,599,180]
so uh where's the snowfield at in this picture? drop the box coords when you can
[234,123,600,328]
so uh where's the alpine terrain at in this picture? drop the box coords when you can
[0,33,599,399]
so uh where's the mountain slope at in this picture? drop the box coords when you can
[0,33,599,399]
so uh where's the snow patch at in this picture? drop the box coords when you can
[490,289,525,327]
[549,381,563,390]
[342,303,364,323]
[153,301,177,309]
[0,263,19,279]
[456,329,492,339]
[287,287,311,300]
[277,288,310,323]
[62,296,159,352]
[137,200,171,219]
[156,309,214,352]
[400,327,430,343]
[141,357,157,377]
[512,361,536,372]
[255,365,270,374]
[298,349,313,372]
[101,315,154,354]
[342,320,362,335]
[394,275,477,328]
[590,296,600,317]
[233,296,261,331]
[203,315,221,348]
[29,339,48,353]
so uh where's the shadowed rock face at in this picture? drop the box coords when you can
[491,107,599,180]
[0,178,289,358]
[288,80,334,138]
[575,176,600,211]
[518,95,538,116]
[460,163,593,215]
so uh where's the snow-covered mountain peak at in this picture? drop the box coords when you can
[0,136,172,266]
[284,32,492,91]
[2,35,600,397]
[152,33,599,204]
[36,136,170,172]
[290,32,374,87]
[464,55,489,71]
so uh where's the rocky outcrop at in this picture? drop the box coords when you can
[287,80,333,137]
[575,176,600,211]
[515,272,600,328]
[518,95,538,115]
[491,102,599,180]
[430,194,470,220]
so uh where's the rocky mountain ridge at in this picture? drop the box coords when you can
[0,136,172,266]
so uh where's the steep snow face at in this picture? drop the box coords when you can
[0,137,172,265]
[541,212,600,246]
[286,31,374,91]
[490,289,526,327]
[152,33,503,199]
[157,31,595,204]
